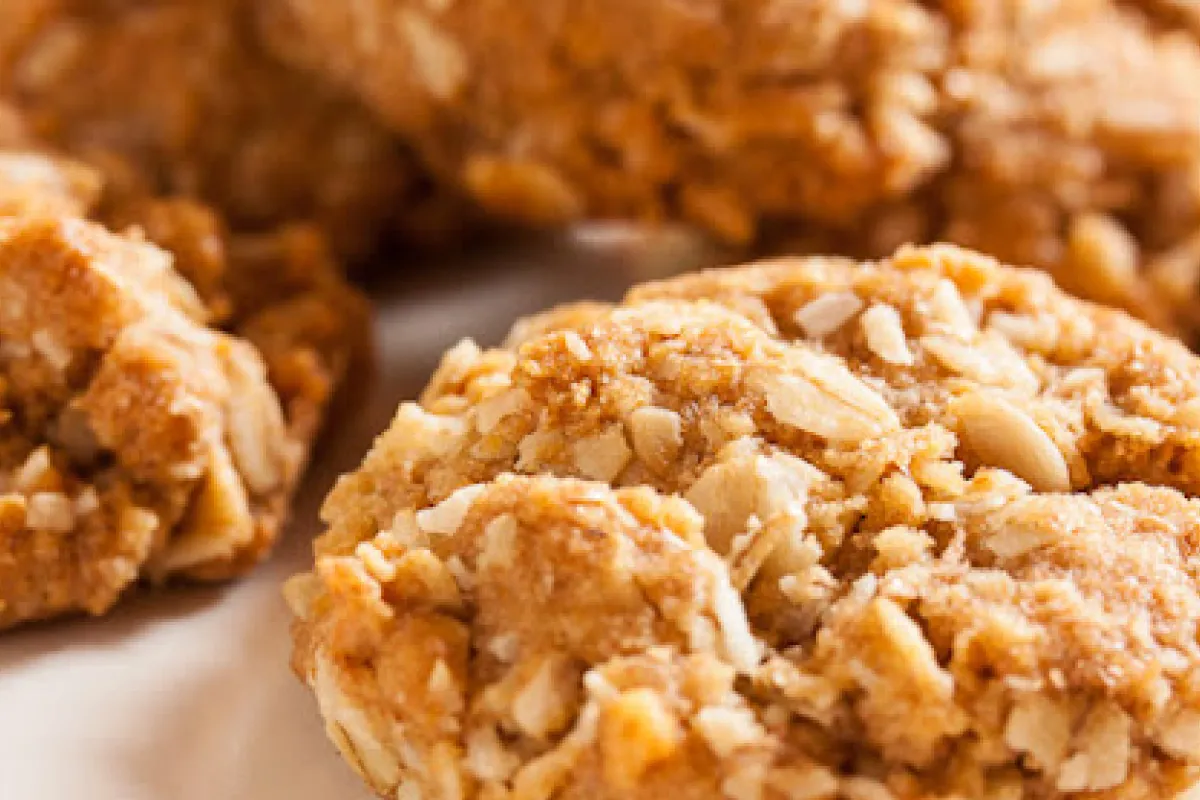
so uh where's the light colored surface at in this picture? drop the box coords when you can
[0,236,681,799]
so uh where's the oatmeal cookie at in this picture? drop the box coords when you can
[289,244,1200,799]
[0,214,296,627]
[0,0,461,258]
[0,151,370,627]
[264,0,1200,336]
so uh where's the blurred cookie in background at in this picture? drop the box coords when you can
[262,0,1200,338]
[0,0,468,259]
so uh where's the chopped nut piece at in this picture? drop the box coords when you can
[1068,215,1138,296]
[312,652,401,793]
[793,292,864,340]
[477,513,518,571]
[571,425,633,482]
[355,541,397,583]
[1005,694,1072,772]
[24,492,74,533]
[221,342,290,495]
[475,388,532,434]
[926,279,976,335]
[1056,703,1132,793]
[628,406,684,472]
[510,656,578,740]
[416,485,486,535]
[749,353,900,442]
[465,725,520,783]
[952,392,1071,492]
[861,304,914,366]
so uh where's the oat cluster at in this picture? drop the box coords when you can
[290,245,1200,799]
[0,148,368,627]
[265,0,1200,337]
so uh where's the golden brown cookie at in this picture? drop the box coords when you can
[289,245,1200,799]
[0,150,370,626]
[0,148,372,443]
[0,0,464,258]
[264,0,1200,337]
[0,214,297,627]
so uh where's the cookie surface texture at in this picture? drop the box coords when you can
[289,245,1200,799]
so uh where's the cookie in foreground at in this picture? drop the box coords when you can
[289,244,1200,799]
[0,152,370,628]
